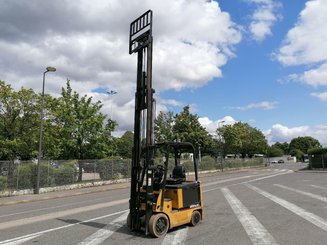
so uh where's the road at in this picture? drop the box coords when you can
[0,163,326,245]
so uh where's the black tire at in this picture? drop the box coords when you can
[190,210,201,226]
[149,213,169,238]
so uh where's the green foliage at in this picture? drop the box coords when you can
[199,156,216,170]
[0,176,7,191]
[224,159,262,169]
[273,142,289,155]
[155,111,175,142]
[0,81,39,160]
[219,122,268,158]
[116,131,134,158]
[289,149,304,162]
[53,163,77,185]
[267,145,284,157]
[97,159,130,180]
[308,147,327,155]
[289,136,321,154]
[173,106,213,151]
[11,164,34,189]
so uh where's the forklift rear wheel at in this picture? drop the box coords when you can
[149,213,169,238]
[190,210,201,226]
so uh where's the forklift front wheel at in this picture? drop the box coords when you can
[149,213,169,238]
[190,210,201,226]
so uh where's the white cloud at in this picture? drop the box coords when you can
[265,123,327,146]
[276,0,327,97]
[0,0,242,132]
[277,0,327,66]
[299,63,327,87]
[311,91,327,101]
[232,101,278,110]
[199,116,236,135]
[247,0,281,41]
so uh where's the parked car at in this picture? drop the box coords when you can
[278,160,284,164]
[271,160,278,164]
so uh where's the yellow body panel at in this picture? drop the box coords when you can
[153,181,203,229]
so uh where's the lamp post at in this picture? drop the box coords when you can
[35,66,56,194]
[107,90,117,119]
[217,120,225,172]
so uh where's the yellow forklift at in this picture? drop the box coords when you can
[127,10,203,238]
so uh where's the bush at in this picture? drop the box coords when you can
[10,162,56,189]
[11,164,34,189]
[97,159,131,180]
[199,156,216,170]
[0,176,7,191]
[53,163,77,185]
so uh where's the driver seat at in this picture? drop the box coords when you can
[166,164,186,185]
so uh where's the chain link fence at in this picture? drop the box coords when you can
[309,154,327,169]
[0,159,131,193]
[0,156,263,193]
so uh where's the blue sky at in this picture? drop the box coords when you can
[1,0,327,144]
[160,0,327,144]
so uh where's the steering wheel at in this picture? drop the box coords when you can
[154,164,165,184]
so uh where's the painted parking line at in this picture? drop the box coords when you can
[161,227,189,245]
[246,184,327,231]
[0,198,128,230]
[204,171,293,193]
[0,210,128,245]
[78,212,128,245]
[274,184,327,203]
[310,185,327,191]
[0,234,41,245]
[221,188,279,245]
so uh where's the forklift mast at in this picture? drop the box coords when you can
[129,10,155,234]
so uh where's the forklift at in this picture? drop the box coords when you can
[127,10,203,238]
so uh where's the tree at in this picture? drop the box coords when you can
[173,106,213,152]
[50,81,117,181]
[117,131,134,158]
[267,145,284,157]
[288,136,321,162]
[219,122,268,158]
[289,136,321,154]
[273,142,289,155]
[0,81,39,160]
[154,111,174,143]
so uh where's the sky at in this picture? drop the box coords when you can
[1,0,327,145]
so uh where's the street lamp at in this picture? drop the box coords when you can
[107,90,117,119]
[217,120,225,172]
[35,66,56,194]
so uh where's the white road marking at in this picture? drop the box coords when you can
[204,171,293,193]
[0,235,41,245]
[274,184,327,203]
[78,212,128,245]
[0,198,128,230]
[161,227,189,245]
[311,185,327,191]
[0,195,117,218]
[246,184,327,231]
[202,175,257,187]
[221,188,279,245]
[203,170,290,188]
[240,171,293,184]
[0,210,128,245]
